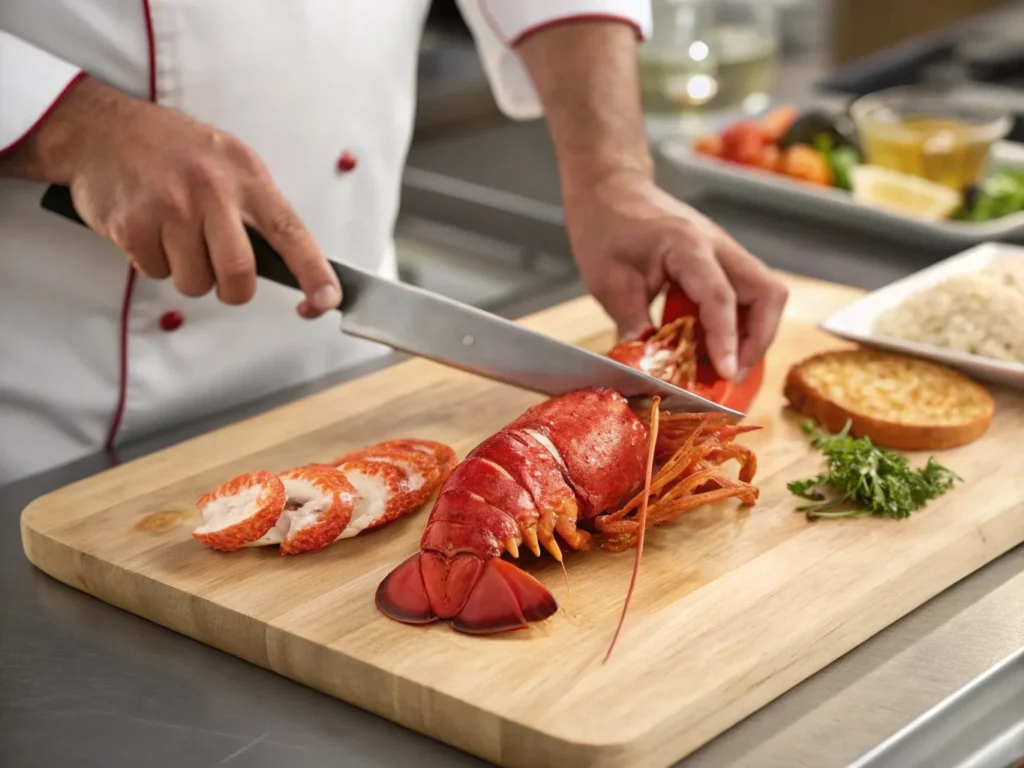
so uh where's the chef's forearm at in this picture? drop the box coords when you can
[0,75,115,183]
[515,19,653,198]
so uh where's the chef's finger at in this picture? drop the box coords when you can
[592,269,652,341]
[162,220,215,298]
[204,206,257,305]
[663,234,738,380]
[713,235,788,376]
[244,184,340,317]
[736,290,786,377]
[109,224,171,280]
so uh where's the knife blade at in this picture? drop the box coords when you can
[40,184,742,418]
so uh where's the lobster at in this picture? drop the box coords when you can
[375,287,765,656]
[607,286,765,414]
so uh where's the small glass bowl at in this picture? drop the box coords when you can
[850,86,1012,190]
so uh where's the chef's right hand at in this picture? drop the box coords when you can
[15,75,341,319]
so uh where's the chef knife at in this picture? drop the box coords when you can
[40,184,742,418]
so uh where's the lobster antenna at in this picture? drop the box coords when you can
[602,396,659,664]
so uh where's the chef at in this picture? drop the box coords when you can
[0,2,788,484]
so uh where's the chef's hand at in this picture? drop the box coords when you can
[563,171,788,382]
[3,75,340,318]
[514,18,789,382]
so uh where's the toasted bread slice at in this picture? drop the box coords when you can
[783,348,994,451]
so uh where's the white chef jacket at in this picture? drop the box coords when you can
[0,1,652,485]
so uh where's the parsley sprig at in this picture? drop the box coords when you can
[788,419,962,520]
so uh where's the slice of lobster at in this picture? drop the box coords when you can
[334,442,445,512]
[334,458,410,539]
[380,439,459,478]
[660,285,765,414]
[276,465,358,554]
[192,470,287,551]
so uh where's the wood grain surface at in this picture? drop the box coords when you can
[20,274,1024,768]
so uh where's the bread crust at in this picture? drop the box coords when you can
[783,349,995,451]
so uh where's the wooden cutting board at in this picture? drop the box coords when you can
[20,273,1024,768]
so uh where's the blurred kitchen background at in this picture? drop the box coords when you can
[396,0,1024,314]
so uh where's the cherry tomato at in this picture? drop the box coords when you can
[720,120,765,165]
[780,144,834,186]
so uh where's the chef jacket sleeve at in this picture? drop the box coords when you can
[0,30,85,154]
[455,0,652,120]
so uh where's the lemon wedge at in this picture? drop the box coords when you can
[850,165,962,221]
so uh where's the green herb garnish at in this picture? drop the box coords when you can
[788,419,962,521]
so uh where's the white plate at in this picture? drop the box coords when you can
[658,137,1024,248]
[819,241,1024,389]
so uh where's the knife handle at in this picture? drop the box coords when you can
[40,183,309,295]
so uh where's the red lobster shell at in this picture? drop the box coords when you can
[376,294,762,646]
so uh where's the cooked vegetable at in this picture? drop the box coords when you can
[780,144,834,186]
[955,168,1024,222]
[694,134,724,158]
[760,106,799,144]
[780,110,857,151]
[721,120,767,165]
[751,143,782,172]
[788,419,961,521]
[826,145,862,191]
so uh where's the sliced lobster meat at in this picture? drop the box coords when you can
[379,439,459,479]
[335,443,444,514]
[276,465,358,555]
[333,459,409,539]
[192,470,287,551]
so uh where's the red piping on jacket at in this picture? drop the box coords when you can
[105,0,157,452]
[0,72,88,157]
[476,1,643,48]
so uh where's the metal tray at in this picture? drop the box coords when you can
[657,135,1024,249]
[847,647,1024,768]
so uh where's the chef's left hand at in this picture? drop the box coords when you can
[562,170,788,382]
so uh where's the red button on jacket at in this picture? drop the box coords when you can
[336,151,357,173]
[159,310,184,332]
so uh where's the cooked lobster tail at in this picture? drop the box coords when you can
[376,388,650,634]
[375,551,558,634]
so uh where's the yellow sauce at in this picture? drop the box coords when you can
[859,116,994,190]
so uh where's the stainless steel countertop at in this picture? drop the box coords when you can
[5,10,1024,765]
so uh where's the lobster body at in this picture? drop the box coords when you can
[375,388,650,634]
[376,291,765,637]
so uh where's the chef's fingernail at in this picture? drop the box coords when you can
[735,366,749,383]
[313,284,341,311]
[720,353,738,380]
